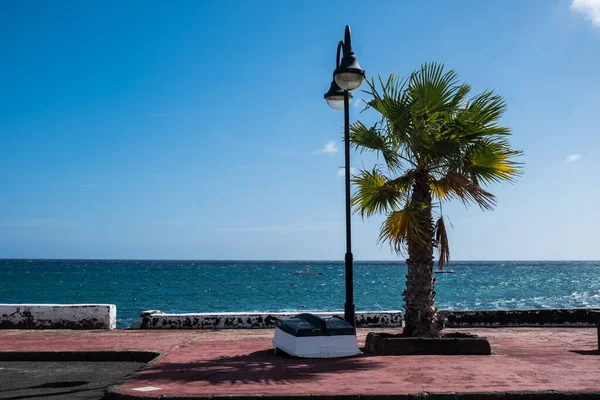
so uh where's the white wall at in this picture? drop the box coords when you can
[0,304,116,330]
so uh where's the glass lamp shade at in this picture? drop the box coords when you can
[334,51,366,91]
[335,71,365,91]
[326,97,345,110]
[324,80,352,110]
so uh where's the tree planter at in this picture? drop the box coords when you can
[365,332,491,355]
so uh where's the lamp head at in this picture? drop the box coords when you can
[334,53,365,91]
[334,25,365,91]
[324,79,352,110]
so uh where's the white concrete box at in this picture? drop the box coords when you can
[0,304,116,330]
[272,313,360,358]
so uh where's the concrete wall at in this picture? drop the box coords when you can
[4,305,595,330]
[139,310,403,329]
[440,308,600,327]
[140,308,600,329]
[0,304,116,330]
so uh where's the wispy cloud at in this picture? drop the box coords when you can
[571,0,600,27]
[337,167,358,177]
[217,222,341,233]
[314,140,339,155]
[565,154,582,162]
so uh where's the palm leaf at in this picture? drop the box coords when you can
[378,204,427,255]
[448,83,471,110]
[434,216,450,270]
[350,121,400,170]
[362,76,416,167]
[463,140,522,184]
[463,90,508,127]
[351,168,411,218]
[431,172,496,210]
[408,62,462,116]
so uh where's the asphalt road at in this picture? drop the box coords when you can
[0,361,145,400]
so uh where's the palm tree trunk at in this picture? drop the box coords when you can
[403,171,440,337]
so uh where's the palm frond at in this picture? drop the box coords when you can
[434,216,450,270]
[363,75,415,162]
[431,172,496,210]
[462,141,523,184]
[378,75,413,134]
[378,204,426,255]
[448,83,471,110]
[351,168,411,218]
[350,121,401,170]
[408,62,462,116]
[464,90,508,127]
[429,178,453,202]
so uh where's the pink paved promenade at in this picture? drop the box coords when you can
[1,328,599,398]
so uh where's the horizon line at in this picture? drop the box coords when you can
[1,258,599,262]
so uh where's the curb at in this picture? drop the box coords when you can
[0,350,160,362]
[103,391,600,400]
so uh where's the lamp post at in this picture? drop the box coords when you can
[323,25,365,328]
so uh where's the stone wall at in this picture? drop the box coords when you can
[440,308,600,327]
[139,310,403,329]
[3,305,596,330]
[139,308,600,329]
[0,304,116,330]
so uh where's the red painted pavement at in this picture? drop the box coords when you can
[1,328,599,397]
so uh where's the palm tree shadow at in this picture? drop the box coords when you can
[137,349,383,385]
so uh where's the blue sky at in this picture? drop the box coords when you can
[1,0,599,260]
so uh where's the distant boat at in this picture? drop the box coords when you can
[295,266,323,276]
[435,265,455,274]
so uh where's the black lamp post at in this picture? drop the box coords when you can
[324,25,366,328]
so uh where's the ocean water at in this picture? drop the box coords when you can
[1,259,599,328]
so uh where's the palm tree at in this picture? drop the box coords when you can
[350,63,522,337]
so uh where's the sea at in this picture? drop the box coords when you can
[1,259,599,328]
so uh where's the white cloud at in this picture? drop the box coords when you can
[337,167,358,176]
[314,140,339,155]
[571,0,600,27]
[566,154,582,162]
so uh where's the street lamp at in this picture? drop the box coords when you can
[323,25,365,328]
